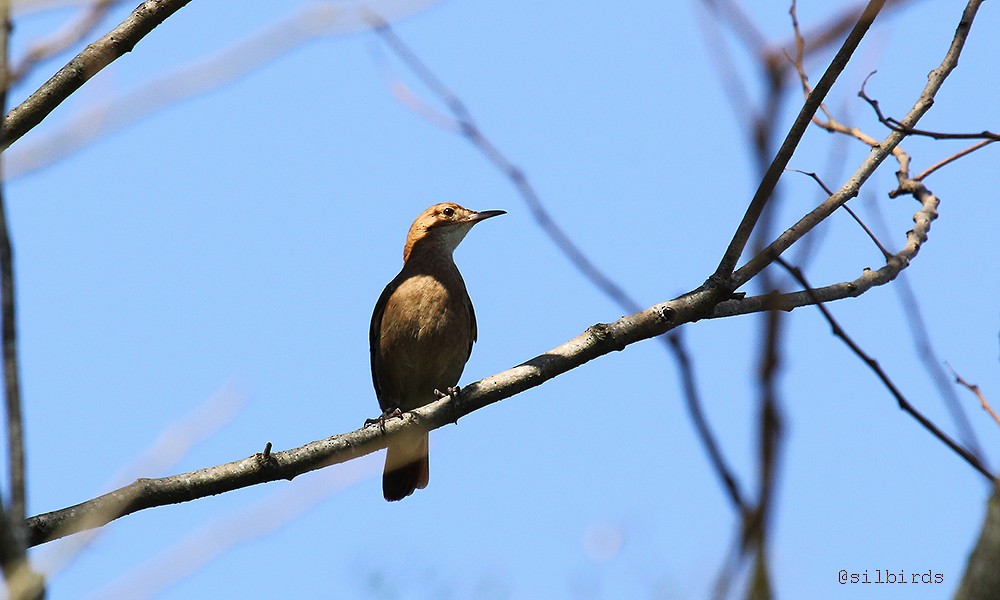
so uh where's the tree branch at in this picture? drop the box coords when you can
[0,0,195,153]
[731,0,985,289]
[0,0,44,595]
[711,0,886,286]
[956,485,1000,600]
[709,173,939,320]
[26,286,721,545]
[776,257,992,481]
[23,166,947,545]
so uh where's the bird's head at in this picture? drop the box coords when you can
[403,202,505,262]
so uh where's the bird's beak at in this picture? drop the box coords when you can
[467,209,506,223]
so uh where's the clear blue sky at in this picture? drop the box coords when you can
[4,1,999,598]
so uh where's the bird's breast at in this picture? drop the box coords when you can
[375,271,473,409]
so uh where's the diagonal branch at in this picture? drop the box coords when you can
[24,285,716,546]
[776,257,991,481]
[712,0,886,286]
[0,0,195,153]
[710,171,939,321]
[8,0,123,85]
[24,163,953,547]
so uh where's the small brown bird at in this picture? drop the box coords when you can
[369,202,504,501]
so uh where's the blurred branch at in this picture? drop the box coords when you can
[0,0,44,595]
[0,0,19,534]
[35,386,243,578]
[0,0,196,153]
[8,0,122,85]
[5,1,442,180]
[776,257,992,481]
[894,273,986,458]
[88,454,377,599]
[370,18,641,314]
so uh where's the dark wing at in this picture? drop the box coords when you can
[467,295,477,360]
[369,278,399,408]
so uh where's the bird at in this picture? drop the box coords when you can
[369,202,505,501]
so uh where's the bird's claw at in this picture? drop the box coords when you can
[364,407,403,433]
[433,386,461,400]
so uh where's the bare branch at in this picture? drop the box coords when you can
[732,0,986,288]
[711,173,940,319]
[787,169,892,259]
[947,364,1000,430]
[36,387,243,577]
[956,486,1000,600]
[859,78,1000,140]
[916,139,996,181]
[0,1,45,595]
[0,0,195,153]
[712,0,887,287]
[23,164,952,545]
[666,331,748,513]
[7,0,122,85]
[776,258,992,481]
[25,287,718,546]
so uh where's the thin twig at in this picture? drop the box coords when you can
[916,139,996,181]
[788,168,892,259]
[859,77,1000,140]
[776,257,992,481]
[666,331,748,512]
[947,364,1000,430]
[862,199,985,463]
[371,20,642,314]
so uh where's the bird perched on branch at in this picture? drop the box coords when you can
[369,202,505,501]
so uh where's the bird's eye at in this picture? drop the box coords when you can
[442,207,455,218]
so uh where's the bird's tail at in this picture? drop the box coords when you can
[383,432,429,501]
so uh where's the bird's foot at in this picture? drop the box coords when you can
[433,386,461,400]
[365,407,403,434]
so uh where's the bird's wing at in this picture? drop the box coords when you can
[467,295,477,359]
[370,278,399,407]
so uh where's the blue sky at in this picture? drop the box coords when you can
[3,1,999,598]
